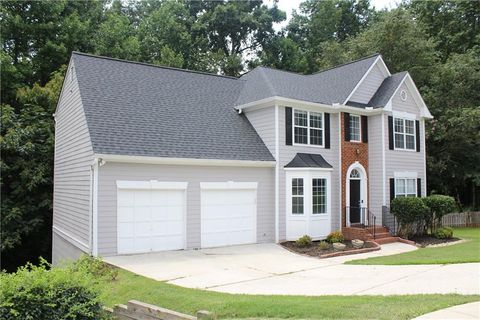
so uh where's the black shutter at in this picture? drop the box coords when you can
[286,107,292,146]
[390,178,395,203]
[388,116,394,150]
[361,115,368,143]
[417,178,422,197]
[415,120,420,152]
[324,113,330,149]
[344,112,350,141]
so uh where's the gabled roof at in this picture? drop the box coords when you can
[235,54,380,106]
[71,52,274,162]
[346,71,407,109]
[284,153,333,169]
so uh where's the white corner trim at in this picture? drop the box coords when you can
[95,154,276,168]
[92,158,99,256]
[116,180,188,190]
[200,181,258,190]
[394,171,418,178]
[274,103,280,243]
[381,115,386,206]
[53,225,89,253]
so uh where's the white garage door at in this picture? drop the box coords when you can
[201,182,257,248]
[116,181,187,254]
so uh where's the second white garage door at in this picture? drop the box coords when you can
[200,182,257,248]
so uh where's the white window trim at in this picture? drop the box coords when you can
[393,117,416,151]
[292,108,325,148]
[312,177,328,215]
[291,178,305,215]
[394,177,417,198]
[349,114,361,143]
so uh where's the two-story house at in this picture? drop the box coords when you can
[52,52,432,263]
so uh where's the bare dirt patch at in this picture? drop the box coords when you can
[410,235,461,247]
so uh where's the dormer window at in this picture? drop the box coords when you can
[293,109,324,146]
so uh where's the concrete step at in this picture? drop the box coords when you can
[373,232,393,239]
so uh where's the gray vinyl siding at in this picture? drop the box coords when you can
[97,162,274,256]
[52,231,85,265]
[368,114,384,222]
[53,60,94,250]
[278,106,341,239]
[245,107,276,155]
[350,64,386,104]
[385,83,426,203]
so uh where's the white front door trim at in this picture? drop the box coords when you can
[345,162,368,226]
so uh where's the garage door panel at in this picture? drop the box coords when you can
[117,185,185,254]
[201,186,257,248]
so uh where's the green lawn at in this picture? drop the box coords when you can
[346,228,480,265]
[100,268,479,320]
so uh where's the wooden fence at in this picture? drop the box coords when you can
[441,211,480,227]
[106,300,214,320]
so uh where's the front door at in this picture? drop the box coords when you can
[349,179,361,224]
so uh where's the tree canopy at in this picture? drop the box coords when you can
[1,0,479,271]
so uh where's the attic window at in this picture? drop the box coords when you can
[400,90,407,101]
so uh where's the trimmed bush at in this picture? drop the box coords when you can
[318,241,330,250]
[0,258,110,320]
[422,195,457,232]
[433,227,454,239]
[326,231,344,244]
[391,197,429,238]
[295,235,312,247]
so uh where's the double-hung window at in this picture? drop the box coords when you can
[395,178,417,197]
[294,109,323,146]
[394,117,415,150]
[291,178,304,214]
[349,114,361,142]
[312,178,327,214]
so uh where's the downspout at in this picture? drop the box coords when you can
[274,103,280,243]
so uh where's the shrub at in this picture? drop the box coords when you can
[318,241,330,250]
[422,195,457,232]
[295,235,312,247]
[391,197,429,238]
[433,227,454,239]
[326,231,344,243]
[0,258,110,320]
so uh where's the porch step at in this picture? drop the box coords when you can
[374,236,401,245]
[373,232,392,239]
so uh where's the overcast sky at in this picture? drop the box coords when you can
[271,0,400,30]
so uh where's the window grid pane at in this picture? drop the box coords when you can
[405,135,415,150]
[310,128,323,145]
[293,109,324,146]
[312,178,326,214]
[310,112,322,128]
[292,178,304,215]
[294,127,308,144]
[394,133,405,149]
[294,110,307,126]
[349,115,361,141]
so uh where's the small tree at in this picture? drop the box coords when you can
[422,195,457,233]
[390,197,429,238]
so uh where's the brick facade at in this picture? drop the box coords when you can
[340,113,369,228]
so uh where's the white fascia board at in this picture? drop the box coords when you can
[95,154,276,168]
[236,96,385,116]
[116,180,188,190]
[200,181,258,190]
[342,55,391,105]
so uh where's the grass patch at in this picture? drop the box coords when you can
[346,228,480,265]
[100,268,478,319]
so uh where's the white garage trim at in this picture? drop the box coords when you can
[116,180,188,190]
[200,181,258,190]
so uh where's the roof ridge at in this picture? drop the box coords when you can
[72,51,240,80]
[310,53,381,76]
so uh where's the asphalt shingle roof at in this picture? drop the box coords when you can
[284,153,333,168]
[72,52,275,161]
[70,52,397,161]
[235,54,380,106]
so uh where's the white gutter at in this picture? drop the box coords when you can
[94,154,276,168]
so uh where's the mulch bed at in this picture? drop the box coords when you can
[281,240,378,258]
[410,235,461,247]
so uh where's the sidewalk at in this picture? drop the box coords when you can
[413,301,480,319]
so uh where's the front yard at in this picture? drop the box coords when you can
[346,228,480,265]
[99,267,478,319]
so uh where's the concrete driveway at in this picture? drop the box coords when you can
[105,243,480,296]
